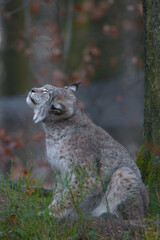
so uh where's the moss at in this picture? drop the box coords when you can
[136,145,150,182]
[148,155,160,183]
[136,145,160,184]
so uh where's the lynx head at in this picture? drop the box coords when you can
[26,83,81,123]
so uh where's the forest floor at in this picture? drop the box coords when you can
[0,176,159,240]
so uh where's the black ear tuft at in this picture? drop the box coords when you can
[67,82,82,92]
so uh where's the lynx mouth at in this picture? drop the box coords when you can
[30,96,36,105]
[28,93,37,105]
[31,98,36,104]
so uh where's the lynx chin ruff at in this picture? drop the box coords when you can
[26,83,149,221]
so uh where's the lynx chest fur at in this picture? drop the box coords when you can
[26,83,149,222]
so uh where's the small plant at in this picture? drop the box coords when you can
[147,183,160,217]
[122,231,131,240]
[142,218,160,240]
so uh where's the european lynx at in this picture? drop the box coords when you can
[26,83,149,221]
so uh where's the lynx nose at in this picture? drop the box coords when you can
[31,88,36,93]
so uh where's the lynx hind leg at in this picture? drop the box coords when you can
[106,167,148,221]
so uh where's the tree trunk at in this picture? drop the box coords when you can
[136,0,160,183]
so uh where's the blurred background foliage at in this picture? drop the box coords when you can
[0,0,143,95]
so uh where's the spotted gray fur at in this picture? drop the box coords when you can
[26,83,149,222]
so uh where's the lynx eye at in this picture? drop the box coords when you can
[43,89,49,93]
[51,103,64,115]
[52,107,62,115]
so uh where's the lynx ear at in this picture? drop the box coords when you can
[51,102,64,115]
[66,82,82,92]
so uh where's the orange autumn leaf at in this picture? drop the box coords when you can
[99,1,110,11]
[32,132,44,141]
[73,5,83,12]
[94,60,101,68]
[71,73,80,83]
[0,129,7,137]
[89,46,101,57]
[24,48,32,57]
[15,39,25,52]
[83,54,91,64]
[3,136,11,143]
[44,0,52,4]
[110,58,118,67]
[82,1,95,13]
[41,68,49,76]
[25,187,35,196]
[2,11,12,20]
[45,23,58,34]
[52,69,67,85]
[10,214,18,225]
[138,60,144,68]
[76,14,88,24]
[116,95,123,102]
[3,147,14,157]
[60,10,67,17]
[103,24,119,38]
[23,169,28,176]
[86,64,95,76]
[12,139,23,149]
[50,48,63,62]
[30,2,41,14]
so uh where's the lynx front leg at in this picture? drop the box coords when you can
[48,174,100,218]
[48,187,73,217]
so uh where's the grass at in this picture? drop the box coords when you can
[147,184,160,216]
[0,174,100,240]
[0,170,159,240]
